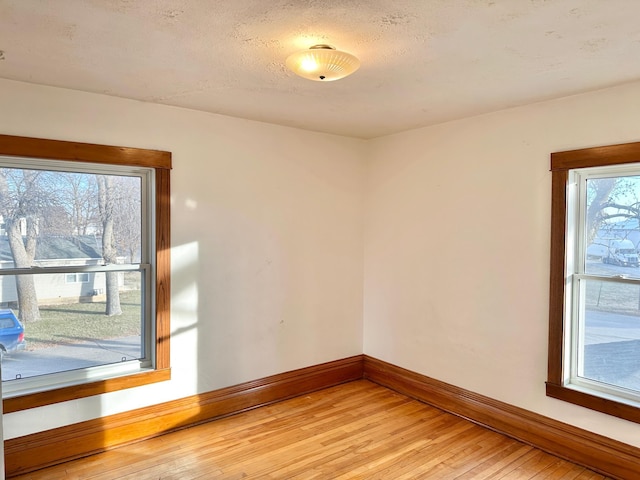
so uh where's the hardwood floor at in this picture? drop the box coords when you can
[11,380,612,479]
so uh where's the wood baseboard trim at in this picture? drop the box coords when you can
[363,355,640,480]
[5,355,364,478]
[7,355,639,479]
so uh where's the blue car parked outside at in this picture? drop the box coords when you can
[0,309,26,361]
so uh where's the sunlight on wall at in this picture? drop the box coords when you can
[167,241,200,394]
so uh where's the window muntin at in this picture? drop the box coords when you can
[0,157,155,398]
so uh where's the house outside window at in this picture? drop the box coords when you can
[0,134,171,413]
[548,141,640,424]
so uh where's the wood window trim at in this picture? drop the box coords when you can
[547,140,640,423]
[0,134,171,413]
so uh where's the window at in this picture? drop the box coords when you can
[65,273,90,283]
[0,134,171,413]
[548,141,640,423]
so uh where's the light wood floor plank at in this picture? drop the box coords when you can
[453,443,535,480]
[10,380,612,480]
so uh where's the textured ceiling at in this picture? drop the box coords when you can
[1,0,640,138]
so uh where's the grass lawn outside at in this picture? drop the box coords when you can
[586,280,640,317]
[585,260,640,317]
[23,290,142,350]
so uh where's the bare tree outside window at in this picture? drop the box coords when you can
[586,176,640,246]
[98,175,122,316]
[112,176,142,264]
[57,172,100,236]
[0,169,58,322]
[0,168,143,322]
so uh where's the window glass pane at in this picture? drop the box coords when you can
[0,168,142,269]
[579,278,640,393]
[65,273,90,284]
[0,271,143,383]
[585,175,640,279]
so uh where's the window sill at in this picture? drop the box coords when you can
[3,368,171,413]
[546,381,640,424]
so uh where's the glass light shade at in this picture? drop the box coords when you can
[286,44,360,81]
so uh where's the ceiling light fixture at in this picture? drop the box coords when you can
[286,44,360,82]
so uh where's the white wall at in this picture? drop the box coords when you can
[364,81,640,447]
[0,79,366,439]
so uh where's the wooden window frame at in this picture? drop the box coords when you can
[547,140,640,423]
[0,134,171,413]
